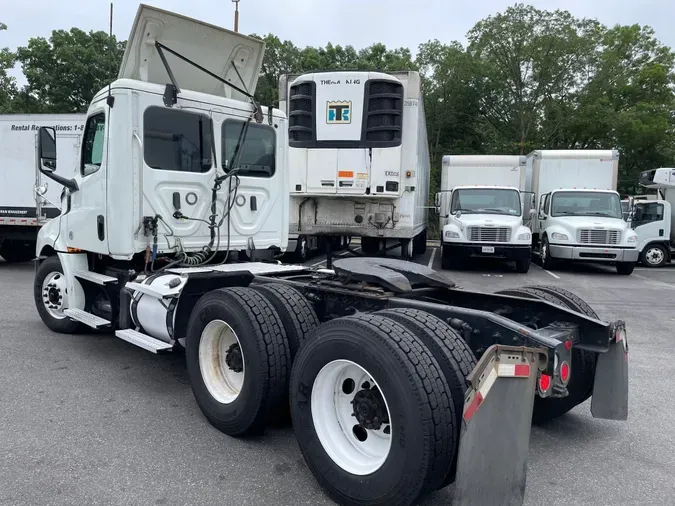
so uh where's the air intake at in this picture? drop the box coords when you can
[288,81,316,147]
[363,80,403,146]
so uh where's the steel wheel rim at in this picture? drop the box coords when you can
[199,319,245,404]
[645,247,664,266]
[42,271,67,319]
[311,359,392,475]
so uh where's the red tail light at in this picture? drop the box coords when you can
[560,361,570,384]
[538,373,552,394]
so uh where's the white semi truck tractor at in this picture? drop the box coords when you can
[279,70,430,265]
[436,155,535,272]
[29,5,630,506]
[527,149,639,274]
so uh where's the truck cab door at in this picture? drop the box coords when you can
[631,201,666,244]
[536,193,550,234]
[222,119,286,250]
[65,106,109,254]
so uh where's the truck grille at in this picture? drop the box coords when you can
[468,227,511,243]
[288,81,316,145]
[578,229,621,245]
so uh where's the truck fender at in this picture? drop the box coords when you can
[55,252,88,311]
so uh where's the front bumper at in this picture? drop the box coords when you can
[443,242,531,260]
[549,244,639,262]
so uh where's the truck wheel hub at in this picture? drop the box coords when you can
[352,387,389,430]
[225,343,243,373]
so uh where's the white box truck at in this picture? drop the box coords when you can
[278,70,430,263]
[436,155,534,272]
[0,114,85,262]
[527,149,639,274]
[630,167,675,267]
[26,6,630,506]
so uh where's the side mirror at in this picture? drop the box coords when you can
[38,127,57,173]
[36,126,79,193]
[455,210,462,219]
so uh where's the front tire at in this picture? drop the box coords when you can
[539,236,557,270]
[515,256,531,273]
[290,314,454,505]
[34,256,81,333]
[185,287,291,436]
[641,244,667,267]
[616,261,635,275]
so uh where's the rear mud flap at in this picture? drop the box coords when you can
[453,345,545,506]
[591,325,628,420]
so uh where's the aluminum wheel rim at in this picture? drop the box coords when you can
[311,359,392,475]
[199,319,245,404]
[645,247,664,266]
[42,271,67,319]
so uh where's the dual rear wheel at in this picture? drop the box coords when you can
[185,284,476,506]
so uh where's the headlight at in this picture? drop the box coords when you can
[444,230,460,239]
[517,232,531,241]
[551,232,568,241]
[626,234,638,243]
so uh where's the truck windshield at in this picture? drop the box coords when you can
[450,188,521,216]
[551,192,623,219]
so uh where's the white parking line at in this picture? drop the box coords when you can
[534,263,561,279]
[428,248,437,269]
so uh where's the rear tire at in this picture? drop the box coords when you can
[34,256,81,333]
[290,314,454,505]
[252,283,320,360]
[185,287,291,436]
[376,308,476,487]
[494,286,599,424]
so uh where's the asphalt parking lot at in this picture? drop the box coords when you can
[2,249,674,506]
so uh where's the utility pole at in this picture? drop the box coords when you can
[232,0,240,32]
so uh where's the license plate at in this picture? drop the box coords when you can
[481,246,495,253]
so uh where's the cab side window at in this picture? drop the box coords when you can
[81,113,106,176]
[222,119,276,177]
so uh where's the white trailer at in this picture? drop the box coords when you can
[278,70,430,261]
[526,149,639,274]
[0,114,84,262]
[631,167,675,267]
[27,6,630,506]
[435,155,534,272]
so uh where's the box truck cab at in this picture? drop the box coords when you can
[631,168,675,267]
[437,155,534,273]
[528,150,638,275]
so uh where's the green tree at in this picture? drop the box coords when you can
[0,22,17,113]
[16,27,125,113]
[466,3,603,154]
[251,34,302,106]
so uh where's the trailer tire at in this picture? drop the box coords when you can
[376,308,476,487]
[185,287,291,436]
[290,314,454,505]
[1,239,36,263]
[494,286,598,424]
[34,256,82,334]
[252,283,320,359]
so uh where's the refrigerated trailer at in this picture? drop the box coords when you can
[29,5,629,506]
[0,114,84,262]
[527,149,639,274]
[278,70,430,261]
[435,155,535,272]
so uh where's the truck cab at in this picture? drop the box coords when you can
[440,185,533,272]
[632,167,675,267]
[33,5,288,323]
[534,188,639,273]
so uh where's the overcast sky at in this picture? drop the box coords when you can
[2,0,674,86]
